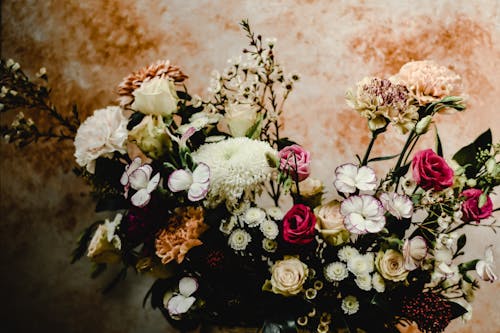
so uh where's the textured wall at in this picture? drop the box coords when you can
[1,1,499,332]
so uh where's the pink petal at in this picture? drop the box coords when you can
[192,163,210,184]
[131,189,151,207]
[168,169,193,192]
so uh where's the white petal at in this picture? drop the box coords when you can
[120,172,129,186]
[334,163,359,193]
[173,296,196,315]
[361,195,383,217]
[192,163,210,184]
[485,245,494,264]
[344,212,366,234]
[129,169,150,190]
[340,196,363,216]
[167,169,193,192]
[131,189,151,207]
[147,173,161,193]
[167,295,186,315]
[188,182,209,201]
[128,157,142,174]
[179,277,198,297]
[355,166,377,191]
[365,217,385,233]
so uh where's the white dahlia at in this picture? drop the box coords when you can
[192,137,277,209]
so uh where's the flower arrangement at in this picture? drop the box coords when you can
[1,20,499,333]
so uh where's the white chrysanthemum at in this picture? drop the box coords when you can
[372,272,385,293]
[219,216,237,235]
[338,246,359,262]
[193,137,277,209]
[74,106,128,173]
[355,274,372,291]
[260,220,279,240]
[324,262,349,282]
[266,206,285,220]
[341,295,359,315]
[262,238,277,253]
[347,253,375,276]
[243,207,266,227]
[228,229,252,251]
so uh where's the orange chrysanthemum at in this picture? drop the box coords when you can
[155,206,208,265]
[117,60,188,107]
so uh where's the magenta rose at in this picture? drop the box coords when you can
[461,188,493,223]
[278,145,311,182]
[412,149,454,191]
[282,204,316,245]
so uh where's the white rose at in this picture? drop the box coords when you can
[131,76,179,116]
[74,106,128,173]
[314,200,349,245]
[224,102,257,137]
[128,115,171,159]
[264,257,308,296]
[375,249,409,282]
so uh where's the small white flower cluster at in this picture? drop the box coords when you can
[326,246,385,293]
[224,206,283,253]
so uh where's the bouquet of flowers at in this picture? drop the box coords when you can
[1,21,498,333]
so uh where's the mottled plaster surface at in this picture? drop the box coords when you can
[0,1,499,332]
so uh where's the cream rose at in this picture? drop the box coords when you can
[131,76,179,116]
[128,115,171,159]
[375,249,409,282]
[224,102,258,137]
[264,257,309,296]
[314,200,349,246]
[74,106,128,174]
[293,177,324,207]
[87,214,122,264]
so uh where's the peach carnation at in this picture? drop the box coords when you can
[155,206,208,264]
[396,60,462,106]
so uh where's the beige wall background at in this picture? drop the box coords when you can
[1,1,499,332]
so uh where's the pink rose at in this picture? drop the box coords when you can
[412,149,454,191]
[461,188,493,223]
[282,204,316,245]
[278,145,311,182]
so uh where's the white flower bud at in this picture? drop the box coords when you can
[415,115,433,134]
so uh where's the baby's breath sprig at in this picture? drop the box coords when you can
[0,59,80,146]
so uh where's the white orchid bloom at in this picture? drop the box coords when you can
[334,163,377,194]
[120,157,160,207]
[168,163,210,201]
[340,195,386,234]
[165,277,199,318]
[476,245,497,282]
[379,192,413,219]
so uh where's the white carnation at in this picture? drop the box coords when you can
[193,137,277,210]
[74,106,128,173]
[228,229,252,251]
[260,220,279,240]
[324,262,349,282]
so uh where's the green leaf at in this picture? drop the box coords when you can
[456,234,466,253]
[127,112,145,130]
[459,259,480,272]
[478,192,487,208]
[91,263,107,279]
[367,153,400,163]
[102,267,128,294]
[435,126,443,157]
[245,113,263,140]
[448,301,468,320]
[276,137,297,150]
[452,129,492,178]
[70,221,101,264]
[394,162,411,178]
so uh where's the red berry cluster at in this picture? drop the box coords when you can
[206,250,225,269]
[401,292,452,333]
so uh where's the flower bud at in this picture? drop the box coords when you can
[415,115,433,134]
